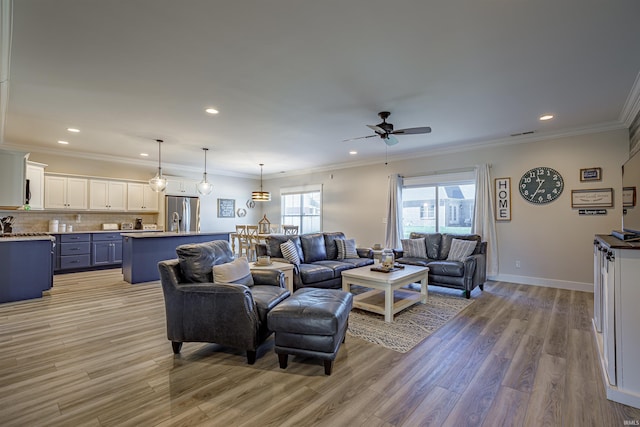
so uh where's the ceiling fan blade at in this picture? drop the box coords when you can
[366,124,386,135]
[342,134,378,142]
[384,135,399,146]
[391,126,432,135]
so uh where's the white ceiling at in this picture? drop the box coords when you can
[3,0,640,178]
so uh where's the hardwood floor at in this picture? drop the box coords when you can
[1,269,639,426]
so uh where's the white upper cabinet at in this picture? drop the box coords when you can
[0,149,27,208]
[45,176,88,209]
[165,177,199,197]
[26,161,46,210]
[89,180,127,210]
[127,183,159,211]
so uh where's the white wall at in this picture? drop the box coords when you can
[197,175,262,232]
[262,128,629,291]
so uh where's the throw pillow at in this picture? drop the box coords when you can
[280,239,301,265]
[336,238,359,259]
[401,238,427,258]
[177,240,232,283]
[212,257,254,286]
[447,238,477,261]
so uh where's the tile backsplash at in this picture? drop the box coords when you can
[1,211,159,233]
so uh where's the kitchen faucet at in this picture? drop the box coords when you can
[171,211,180,232]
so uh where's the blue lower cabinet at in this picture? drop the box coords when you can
[122,233,230,284]
[57,234,91,271]
[60,254,91,269]
[92,240,122,265]
[0,238,54,303]
[54,232,123,273]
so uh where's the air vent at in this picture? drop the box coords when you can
[510,130,536,137]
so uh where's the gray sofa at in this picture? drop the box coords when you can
[255,232,374,290]
[157,240,290,364]
[394,232,487,298]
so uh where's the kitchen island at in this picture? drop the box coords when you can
[121,231,230,284]
[0,235,55,303]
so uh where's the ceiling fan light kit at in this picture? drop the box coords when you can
[197,147,213,196]
[149,139,167,192]
[344,111,432,146]
[252,163,271,202]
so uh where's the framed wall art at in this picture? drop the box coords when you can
[623,187,637,208]
[494,177,511,221]
[571,188,613,208]
[217,198,236,218]
[580,167,602,182]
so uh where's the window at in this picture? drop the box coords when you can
[420,203,435,219]
[401,171,475,237]
[280,184,322,234]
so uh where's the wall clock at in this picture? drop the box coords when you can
[519,167,564,204]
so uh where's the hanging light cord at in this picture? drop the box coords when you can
[203,148,208,175]
[156,139,163,174]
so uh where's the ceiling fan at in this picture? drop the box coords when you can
[344,111,432,146]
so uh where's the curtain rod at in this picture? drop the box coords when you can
[399,165,480,179]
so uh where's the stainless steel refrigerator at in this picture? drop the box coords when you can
[165,196,200,232]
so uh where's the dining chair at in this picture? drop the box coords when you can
[235,225,250,258]
[283,225,299,235]
[246,225,260,260]
[270,224,282,234]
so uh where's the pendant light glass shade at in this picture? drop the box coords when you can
[197,147,213,195]
[149,139,167,192]
[252,163,271,201]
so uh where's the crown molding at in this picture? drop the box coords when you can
[621,71,640,127]
[268,121,627,179]
[1,121,628,181]
[0,141,256,179]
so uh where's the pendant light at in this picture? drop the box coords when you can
[252,163,271,201]
[197,147,213,195]
[149,139,167,192]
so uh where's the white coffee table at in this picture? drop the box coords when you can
[250,261,295,293]
[342,264,429,322]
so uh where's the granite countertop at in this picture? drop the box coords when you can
[51,229,161,234]
[0,229,160,242]
[121,231,230,238]
[0,236,56,242]
[596,234,640,249]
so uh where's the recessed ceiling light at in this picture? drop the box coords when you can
[205,108,219,115]
[539,114,554,121]
[349,150,357,155]
[57,140,69,145]
[67,128,80,133]
[140,153,149,157]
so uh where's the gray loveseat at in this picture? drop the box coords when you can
[255,232,374,290]
[395,232,487,298]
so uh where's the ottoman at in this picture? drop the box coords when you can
[267,288,353,375]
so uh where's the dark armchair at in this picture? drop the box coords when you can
[158,240,290,364]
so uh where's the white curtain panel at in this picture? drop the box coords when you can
[385,174,404,249]
[473,164,498,277]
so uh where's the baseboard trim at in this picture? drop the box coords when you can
[488,274,593,293]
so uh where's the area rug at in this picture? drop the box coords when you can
[347,289,474,353]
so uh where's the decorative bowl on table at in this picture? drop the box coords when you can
[256,256,272,266]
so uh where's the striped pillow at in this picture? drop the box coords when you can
[447,238,477,261]
[280,239,301,265]
[401,238,427,258]
[336,238,359,260]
